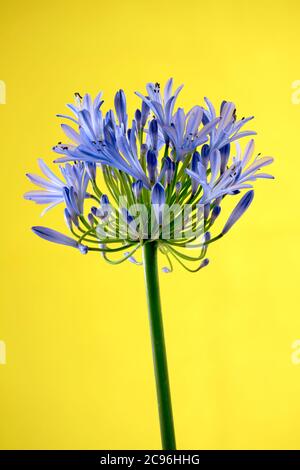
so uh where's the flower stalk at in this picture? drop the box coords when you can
[143,241,176,450]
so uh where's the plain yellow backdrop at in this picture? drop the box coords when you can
[0,0,300,450]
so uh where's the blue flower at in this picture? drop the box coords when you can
[57,91,104,141]
[114,89,128,131]
[148,119,159,151]
[147,149,158,184]
[222,190,254,234]
[24,159,90,216]
[163,107,219,161]
[191,151,201,194]
[91,194,112,222]
[202,98,256,153]
[151,182,165,225]
[25,79,274,272]
[161,157,175,185]
[135,78,183,144]
[132,180,143,200]
[32,226,88,254]
[53,91,149,187]
[186,139,273,205]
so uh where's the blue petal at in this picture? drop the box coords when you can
[151,182,165,224]
[147,149,158,184]
[114,89,127,129]
[32,226,87,254]
[222,190,254,235]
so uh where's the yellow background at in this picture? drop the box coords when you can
[1,0,300,450]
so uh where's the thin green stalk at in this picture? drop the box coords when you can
[142,241,176,450]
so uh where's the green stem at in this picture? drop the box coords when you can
[142,241,176,450]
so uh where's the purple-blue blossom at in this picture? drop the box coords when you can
[25,79,274,272]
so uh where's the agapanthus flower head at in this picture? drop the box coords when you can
[25,79,274,272]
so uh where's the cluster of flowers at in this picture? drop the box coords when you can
[25,79,273,272]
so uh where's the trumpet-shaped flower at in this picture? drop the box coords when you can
[24,159,90,216]
[32,226,88,254]
[222,190,254,235]
[135,79,184,141]
[186,139,273,205]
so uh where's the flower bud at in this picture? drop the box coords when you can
[147,149,158,184]
[191,151,201,194]
[78,244,88,255]
[201,144,210,168]
[132,180,143,199]
[140,143,148,158]
[135,109,142,131]
[114,89,127,129]
[200,258,209,269]
[64,208,73,231]
[175,182,182,195]
[85,162,96,181]
[164,157,175,185]
[141,100,150,128]
[151,182,165,225]
[149,119,158,150]
[88,213,95,227]
[222,190,254,235]
[211,205,221,224]
[220,143,230,173]
[100,194,109,205]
